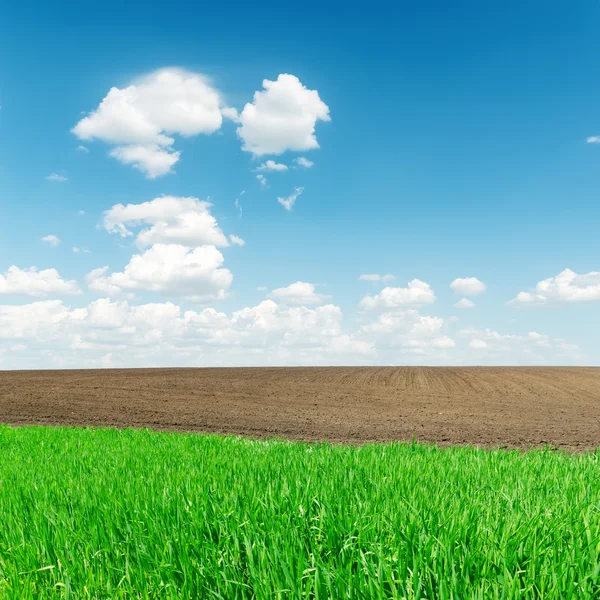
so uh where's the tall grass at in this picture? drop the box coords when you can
[0,426,599,598]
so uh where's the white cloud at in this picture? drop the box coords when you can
[72,247,91,254]
[46,173,68,182]
[103,196,230,249]
[72,68,223,178]
[255,160,288,172]
[221,106,239,122]
[237,74,330,156]
[358,274,395,282]
[278,186,303,211]
[76,145,89,153]
[0,297,373,368]
[86,244,232,303]
[41,235,61,247]
[109,144,180,179]
[295,157,314,168]
[270,282,330,305]
[450,277,486,296]
[359,309,454,356]
[454,298,475,309]
[469,339,487,349]
[460,327,582,362]
[0,266,80,297]
[257,174,268,189]
[359,280,435,310]
[586,136,600,144]
[432,336,456,348]
[229,234,245,247]
[508,268,600,306]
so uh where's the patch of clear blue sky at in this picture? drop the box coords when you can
[0,0,599,358]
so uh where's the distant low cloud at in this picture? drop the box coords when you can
[72,247,91,254]
[450,277,486,296]
[508,268,600,306]
[359,274,395,282]
[270,281,330,305]
[41,235,61,247]
[256,174,268,188]
[46,173,68,182]
[237,74,330,156]
[454,298,475,309]
[360,280,435,310]
[255,160,288,172]
[586,136,600,144]
[295,157,314,168]
[229,234,245,247]
[278,187,303,211]
[72,68,224,178]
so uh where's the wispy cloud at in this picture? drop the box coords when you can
[46,173,68,182]
[41,234,61,247]
[278,187,304,211]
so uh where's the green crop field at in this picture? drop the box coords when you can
[1,426,600,599]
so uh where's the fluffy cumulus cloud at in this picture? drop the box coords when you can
[103,196,230,248]
[454,298,475,309]
[509,268,600,306]
[237,74,330,156]
[72,69,224,178]
[359,280,435,310]
[0,266,80,297]
[270,282,330,305]
[86,244,232,303]
[450,277,487,296]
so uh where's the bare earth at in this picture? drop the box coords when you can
[1,367,599,450]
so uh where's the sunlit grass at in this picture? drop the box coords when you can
[1,425,599,598]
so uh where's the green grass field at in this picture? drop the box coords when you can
[1,426,600,599]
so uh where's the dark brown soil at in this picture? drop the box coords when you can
[1,367,599,450]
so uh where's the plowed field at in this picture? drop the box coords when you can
[1,367,599,449]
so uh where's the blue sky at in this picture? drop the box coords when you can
[1,1,599,368]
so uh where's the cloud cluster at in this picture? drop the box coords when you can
[509,268,600,306]
[87,244,232,303]
[72,69,224,178]
[103,196,230,248]
[359,280,435,310]
[0,297,372,369]
[73,69,329,178]
[460,327,582,362]
[0,266,80,297]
